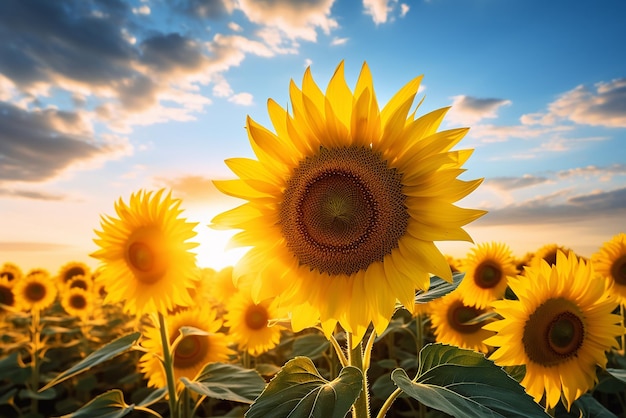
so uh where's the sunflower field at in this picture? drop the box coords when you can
[1,63,626,418]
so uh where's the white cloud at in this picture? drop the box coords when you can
[400,3,409,17]
[521,78,626,128]
[228,21,243,32]
[446,95,512,125]
[363,0,392,24]
[228,92,254,106]
[132,5,151,15]
[234,0,338,42]
[331,36,349,46]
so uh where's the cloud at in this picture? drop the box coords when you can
[0,188,67,201]
[0,102,132,182]
[331,37,349,46]
[400,3,409,17]
[477,186,626,226]
[234,0,338,42]
[228,92,254,106]
[132,5,151,15]
[154,174,238,205]
[485,174,550,191]
[175,0,234,18]
[363,0,409,24]
[446,95,512,125]
[521,78,626,128]
[556,163,626,181]
[0,242,73,251]
[228,21,244,32]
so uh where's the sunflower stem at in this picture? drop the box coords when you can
[329,332,348,368]
[375,387,402,418]
[415,313,426,418]
[348,332,370,418]
[29,309,41,415]
[620,304,625,355]
[158,312,179,418]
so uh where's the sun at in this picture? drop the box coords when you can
[194,227,248,270]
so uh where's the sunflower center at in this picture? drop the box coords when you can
[70,294,87,310]
[611,255,626,285]
[125,227,169,284]
[523,297,585,366]
[25,282,46,302]
[448,300,485,334]
[0,286,14,307]
[474,261,503,289]
[245,304,269,330]
[174,335,209,369]
[280,146,407,276]
[64,267,86,282]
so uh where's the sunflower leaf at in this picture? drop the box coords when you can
[391,343,549,418]
[414,273,464,304]
[245,356,363,418]
[181,362,266,404]
[40,332,141,392]
[554,393,618,418]
[59,389,133,418]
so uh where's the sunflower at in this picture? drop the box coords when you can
[66,275,91,292]
[224,288,285,356]
[91,189,200,315]
[0,262,22,283]
[429,290,494,354]
[0,276,16,319]
[61,287,93,319]
[57,261,91,287]
[484,251,622,410]
[13,272,58,313]
[139,306,233,390]
[457,242,517,309]
[592,233,626,305]
[211,62,485,344]
[530,243,573,268]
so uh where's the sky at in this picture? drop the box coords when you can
[1,0,625,275]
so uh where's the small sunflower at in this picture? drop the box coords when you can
[484,251,622,410]
[224,288,285,356]
[0,276,16,319]
[429,290,494,354]
[13,272,58,313]
[206,266,238,308]
[514,251,533,275]
[211,62,485,344]
[530,243,573,268]
[57,261,91,287]
[66,275,91,292]
[592,233,626,305]
[0,262,22,283]
[91,189,200,315]
[139,306,233,390]
[457,242,517,309]
[61,287,93,319]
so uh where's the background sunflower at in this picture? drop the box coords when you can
[592,232,626,305]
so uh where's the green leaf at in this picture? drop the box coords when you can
[391,344,549,418]
[246,356,363,418]
[59,390,134,418]
[0,351,30,384]
[137,387,167,408]
[40,332,141,391]
[555,393,618,418]
[181,362,266,404]
[415,273,464,304]
[291,333,331,359]
[606,368,626,384]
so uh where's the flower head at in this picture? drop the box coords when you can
[57,261,91,287]
[91,189,200,315]
[457,242,517,309]
[484,251,622,410]
[0,262,22,284]
[61,287,93,319]
[13,272,57,313]
[429,290,494,354]
[139,306,233,390]
[0,276,16,319]
[592,233,626,305]
[211,62,485,344]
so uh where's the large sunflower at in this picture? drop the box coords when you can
[13,272,58,313]
[139,306,233,390]
[429,290,494,354]
[91,189,200,315]
[457,242,517,309]
[592,233,626,305]
[484,251,622,410]
[224,288,285,357]
[211,62,485,344]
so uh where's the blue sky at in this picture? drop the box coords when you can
[1,0,625,273]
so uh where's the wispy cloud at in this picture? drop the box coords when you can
[446,95,512,125]
[331,37,349,46]
[485,174,550,191]
[228,92,254,106]
[521,78,626,128]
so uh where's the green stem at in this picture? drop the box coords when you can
[375,388,402,418]
[415,314,426,418]
[158,313,178,418]
[348,332,370,418]
[329,332,348,368]
[30,309,41,414]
